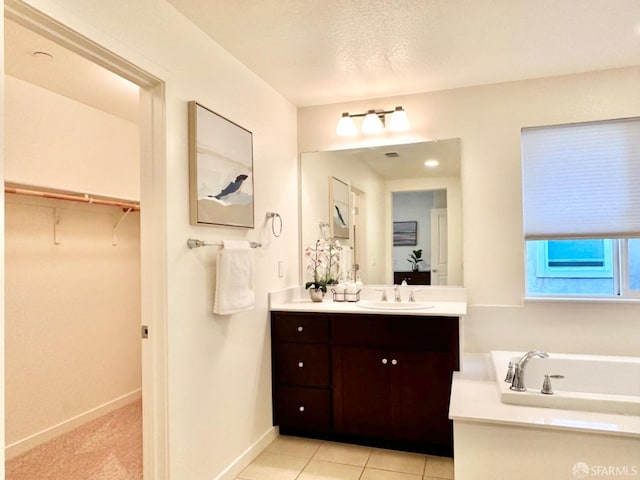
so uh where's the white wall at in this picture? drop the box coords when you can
[299,67,640,356]
[5,76,140,200]
[2,1,299,479]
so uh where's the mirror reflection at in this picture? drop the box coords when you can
[300,139,462,286]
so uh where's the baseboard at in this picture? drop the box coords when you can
[5,388,142,459]
[214,426,279,480]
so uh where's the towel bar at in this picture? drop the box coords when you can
[187,238,262,249]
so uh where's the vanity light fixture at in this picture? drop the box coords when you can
[336,106,410,136]
[336,113,357,136]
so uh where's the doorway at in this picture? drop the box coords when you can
[391,189,447,285]
[3,3,167,478]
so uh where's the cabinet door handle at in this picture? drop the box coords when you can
[382,358,388,365]
[298,361,304,368]
[298,406,305,412]
[391,359,398,366]
[297,326,304,332]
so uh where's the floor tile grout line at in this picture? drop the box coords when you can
[357,448,373,480]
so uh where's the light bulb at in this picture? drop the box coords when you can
[361,110,383,134]
[389,106,410,132]
[336,113,357,136]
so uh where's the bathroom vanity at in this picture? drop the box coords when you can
[269,287,465,456]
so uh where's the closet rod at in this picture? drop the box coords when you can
[5,186,140,211]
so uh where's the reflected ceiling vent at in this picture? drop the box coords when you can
[384,152,399,158]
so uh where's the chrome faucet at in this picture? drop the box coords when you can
[510,350,549,392]
[394,285,402,302]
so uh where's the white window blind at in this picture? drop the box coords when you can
[522,117,640,240]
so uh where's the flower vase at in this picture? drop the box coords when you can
[308,288,324,302]
[412,264,419,272]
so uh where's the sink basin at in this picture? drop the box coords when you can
[357,301,435,310]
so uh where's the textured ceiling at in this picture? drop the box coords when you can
[168,0,640,106]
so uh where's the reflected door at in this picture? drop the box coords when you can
[430,209,448,284]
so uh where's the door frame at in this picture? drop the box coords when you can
[3,1,169,478]
[430,208,448,285]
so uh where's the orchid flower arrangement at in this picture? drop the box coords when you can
[304,238,341,292]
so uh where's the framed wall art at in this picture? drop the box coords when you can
[330,176,350,239]
[393,221,417,246]
[188,101,254,228]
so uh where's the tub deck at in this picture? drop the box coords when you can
[449,354,640,480]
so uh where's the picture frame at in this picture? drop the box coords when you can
[393,221,417,246]
[188,101,254,228]
[329,176,350,239]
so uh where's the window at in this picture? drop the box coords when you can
[522,118,640,299]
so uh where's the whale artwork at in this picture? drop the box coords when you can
[330,177,350,239]
[189,102,254,228]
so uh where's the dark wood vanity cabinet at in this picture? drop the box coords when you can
[271,311,459,455]
[393,271,431,285]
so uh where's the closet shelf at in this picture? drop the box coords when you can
[5,184,140,211]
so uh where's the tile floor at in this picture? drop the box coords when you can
[236,435,454,480]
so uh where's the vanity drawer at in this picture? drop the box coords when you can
[274,386,331,432]
[331,314,459,352]
[272,312,329,343]
[273,344,330,387]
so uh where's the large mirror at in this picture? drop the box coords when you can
[300,139,462,286]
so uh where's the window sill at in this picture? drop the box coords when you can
[524,296,640,305]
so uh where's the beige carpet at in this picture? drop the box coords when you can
[6,400,142,480]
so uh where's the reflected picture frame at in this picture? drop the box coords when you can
[188,101,255,228]
[393,221,417,246]
[329,176,350,239]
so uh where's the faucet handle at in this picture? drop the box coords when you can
[408,288,423,302]
[504,361,514,383]
[541,374,564,395]
[375,288,388,302]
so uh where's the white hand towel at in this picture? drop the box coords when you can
[213,240,255,315]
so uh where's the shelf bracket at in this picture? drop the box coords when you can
[112,208,133,246]
[53,202,79,245]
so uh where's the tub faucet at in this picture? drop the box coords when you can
[510,350,549,392]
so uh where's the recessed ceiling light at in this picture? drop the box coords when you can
[32,51,53,60]
[424,159,439,168]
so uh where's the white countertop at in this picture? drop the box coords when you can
[269,286,467,317]
[450,356,640,438]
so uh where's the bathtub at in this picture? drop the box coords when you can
[490,350,640,415]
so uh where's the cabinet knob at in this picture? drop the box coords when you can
[382,358,388,365]
[298,361,304,368]
[297,326,304,332]
[298,406,305,412]
[391,359,398,366]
